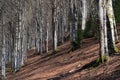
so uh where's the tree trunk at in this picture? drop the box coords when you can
[1,0,6,79]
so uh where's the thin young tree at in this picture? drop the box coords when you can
[1,0,6,79]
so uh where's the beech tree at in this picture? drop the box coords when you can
[1,0,6,79]
[0,0,119,79]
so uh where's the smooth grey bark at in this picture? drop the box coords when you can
[1,0,6,79]
[52,0,57,52]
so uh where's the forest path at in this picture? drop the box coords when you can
[6,37,120,80]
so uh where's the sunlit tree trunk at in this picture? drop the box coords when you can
[103,0,109,57]
[21,0,26,66]
[51,0,57,52]
[81,0,88,31]
[99,0,109,62]
[99,0,103,56]
[107,0,119,53]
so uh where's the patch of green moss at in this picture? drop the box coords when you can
[53,48,59,54]
[92,55,109,68]
[55,48,59,52]
[6,68,12,72]
[92,58,102,68]
[101,55,109,63]
[113,45,119,53]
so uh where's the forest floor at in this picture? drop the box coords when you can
[5,36,120,80]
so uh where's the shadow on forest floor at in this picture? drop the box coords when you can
[48,59,99,80]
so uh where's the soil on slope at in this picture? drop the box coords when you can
[4,37,120,80]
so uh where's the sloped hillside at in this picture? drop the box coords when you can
[0,0,120,80]
[5,37,120,80]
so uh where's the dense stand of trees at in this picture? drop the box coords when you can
[0,0,119,79]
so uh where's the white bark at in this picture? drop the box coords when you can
[103,0,108,56]
[107,0,116,45]
[81,0,88,30]
[46,22,49,53]
[108,0,119,43]
[99,0,105,61]
[1,0,6,78]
